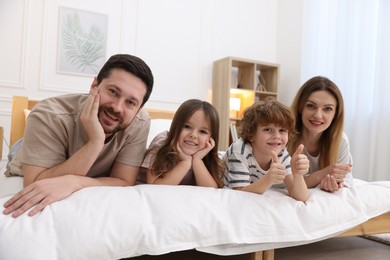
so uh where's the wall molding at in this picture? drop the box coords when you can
[0,0,29,90]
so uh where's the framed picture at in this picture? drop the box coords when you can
[57,7,107,77]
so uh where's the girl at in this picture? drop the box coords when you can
[142,99,224,188]
[224,100,309,202]
[287,76,353,192]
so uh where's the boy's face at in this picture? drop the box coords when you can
[251,123,289,158]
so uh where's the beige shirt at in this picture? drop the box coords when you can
[5,94,150,178]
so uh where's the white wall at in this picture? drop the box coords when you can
[0,0,303,159]
[276,0,304,106]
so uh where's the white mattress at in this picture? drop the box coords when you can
[0,176,389,259]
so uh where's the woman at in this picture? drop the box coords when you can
[288,76,353,192]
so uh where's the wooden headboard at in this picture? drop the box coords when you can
[10,96,40,147]
[9,96,175,148]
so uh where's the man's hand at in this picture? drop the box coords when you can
[3,175,79,218]
[81,87,105,145]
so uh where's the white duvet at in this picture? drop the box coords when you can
[0,177,389,260]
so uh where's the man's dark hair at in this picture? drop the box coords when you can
[96,54,154,106]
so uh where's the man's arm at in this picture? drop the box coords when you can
[23,88,106,185]
[4,161,139,218]
[3,88,140,218]
[23,140,104,186]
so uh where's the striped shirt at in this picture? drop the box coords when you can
[223,138,291,188]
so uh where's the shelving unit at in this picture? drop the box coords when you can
[212,56,280,151]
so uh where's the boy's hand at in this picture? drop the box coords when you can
[291,144,309,176]
[265,151,286,185]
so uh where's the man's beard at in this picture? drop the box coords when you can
[98,106,126,135]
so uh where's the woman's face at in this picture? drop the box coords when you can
[301,90,337,136]
[178,109,212,155]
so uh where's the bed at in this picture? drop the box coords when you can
[0,96,389,260]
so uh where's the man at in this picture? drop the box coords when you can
[3,54,154,218]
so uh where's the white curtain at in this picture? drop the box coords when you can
[301,0,390,181]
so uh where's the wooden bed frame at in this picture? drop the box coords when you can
[3,96,390,260]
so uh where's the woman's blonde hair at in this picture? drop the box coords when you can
[288,76,344,168]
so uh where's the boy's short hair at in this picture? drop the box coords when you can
[240,100,295,142]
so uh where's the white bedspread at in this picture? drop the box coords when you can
[0,177,389,260]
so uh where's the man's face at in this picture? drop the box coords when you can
[92,68,147,135]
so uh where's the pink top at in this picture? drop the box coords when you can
[138,131,195,185]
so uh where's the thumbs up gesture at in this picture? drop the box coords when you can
[265,151,286,185]
[291,144,309,176]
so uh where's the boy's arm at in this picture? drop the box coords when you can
[285,144,309,202]
[237,151,285,194]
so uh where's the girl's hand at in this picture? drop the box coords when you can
[265,151,286,186]
[192,138,215,160]
[176,143,192,162]
[291,144,309,176]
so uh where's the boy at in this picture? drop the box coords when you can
[223,100,309,202]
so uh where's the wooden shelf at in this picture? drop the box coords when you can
[212,57,279,150]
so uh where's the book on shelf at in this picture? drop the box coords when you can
[230,123,238,142]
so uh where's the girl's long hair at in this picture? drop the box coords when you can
[288,76,344,169]
[151,99,225,187]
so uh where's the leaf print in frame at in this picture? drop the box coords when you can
[57,7,107,76]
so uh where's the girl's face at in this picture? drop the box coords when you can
[301,90,337,136]
[178,109,212,155]
[251,124,288,159]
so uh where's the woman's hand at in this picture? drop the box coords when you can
[320,174,344,192]
[323,164,352,183]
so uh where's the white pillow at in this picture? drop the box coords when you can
[24,109,31,120]
[147,119,172,147]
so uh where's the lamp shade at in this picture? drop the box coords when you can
[230,97,241,111]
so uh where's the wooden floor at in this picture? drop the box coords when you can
[128,236,390,260]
